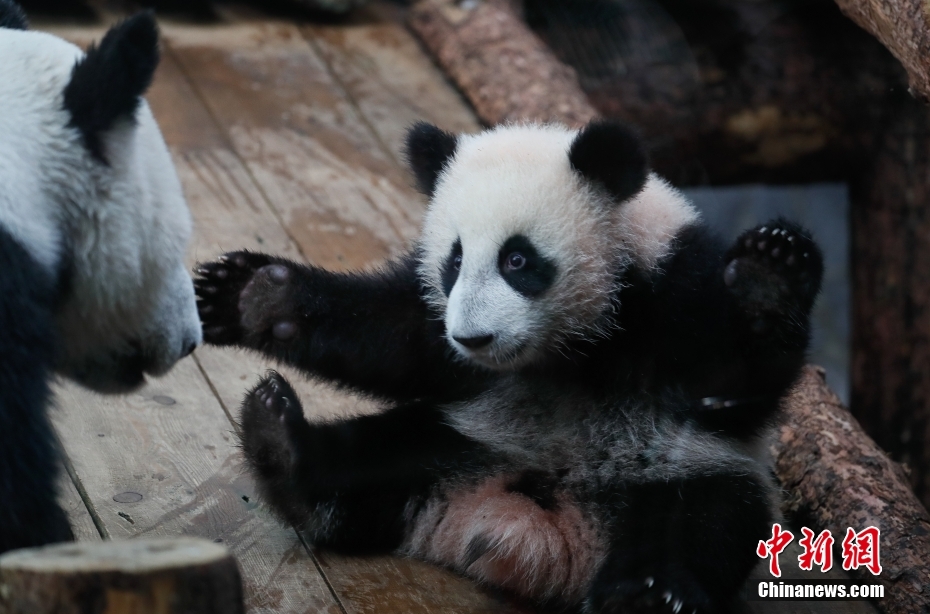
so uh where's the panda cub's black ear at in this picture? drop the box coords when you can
[63,11,160,163]
[569,120,649,205]
[405,122,458,197]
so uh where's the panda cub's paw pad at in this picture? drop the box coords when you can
[238,264,300,342]
[723,223,823,317]
[195,251,273,345]
[239,371,307,480]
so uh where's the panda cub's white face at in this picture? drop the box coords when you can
[0,14,201,392]
[414,123,698,370]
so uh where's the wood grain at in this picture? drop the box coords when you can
[163,22,423,272]
[304,8,481,162]
[55,454,103,543]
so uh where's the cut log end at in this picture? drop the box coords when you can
[0,537,244,614]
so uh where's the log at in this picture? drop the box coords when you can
[407,0,597,127]
[0,537,244,614]
[832,0,930,103]
[775,366,930,614]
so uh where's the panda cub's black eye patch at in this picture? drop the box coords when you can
[499,235,556,297]
[441,239,462,296]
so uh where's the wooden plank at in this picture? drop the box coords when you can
[310,550,529,614]
[164,22,423,273]
[303,5,481,163]
[51,367,339,614]
[56,455,103,542]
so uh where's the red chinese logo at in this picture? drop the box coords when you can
[798,527,834,572]
[758,524,882,576]
[757,523,794,577]
[841,527,882,576]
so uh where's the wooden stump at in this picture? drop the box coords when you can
[0,537,244,614]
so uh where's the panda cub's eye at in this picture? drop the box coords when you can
[453,254,463,271]
[505,252,526,271]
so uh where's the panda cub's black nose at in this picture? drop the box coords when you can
[453,334,494,349]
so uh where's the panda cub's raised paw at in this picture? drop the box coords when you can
[723,221,823,332]
[195,251,300,346]
[239,371,307,483]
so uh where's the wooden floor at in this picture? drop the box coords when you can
[36,3,877,613]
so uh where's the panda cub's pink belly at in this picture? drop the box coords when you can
[402,474,606,603]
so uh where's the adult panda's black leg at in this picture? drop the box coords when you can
[0,231,74,554]
[238,371,481,552]
[587,473,771,614]
[195,251,488,403]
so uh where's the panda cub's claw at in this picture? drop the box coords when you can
[239,371,307,483]
[587,571,711,614]
[723,221,823,329]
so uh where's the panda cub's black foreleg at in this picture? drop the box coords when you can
[239,371,481,552]
[195,251,482,402]
[588,473,771,614]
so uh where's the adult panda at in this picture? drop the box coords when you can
[0,2,200,553]
[196,121,823,613]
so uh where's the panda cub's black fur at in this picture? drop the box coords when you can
[196,120,823,613]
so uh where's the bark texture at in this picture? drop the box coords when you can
[832,0,930,103]
[776,367,930,614]
[408,0,597,127]
[0,538,244,614]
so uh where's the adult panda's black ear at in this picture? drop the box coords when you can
[63,11,160,163]
[0,0,28,30]
[405,122,458,197]
[569,120,649,205]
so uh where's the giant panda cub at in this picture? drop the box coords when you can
[0,2,200,553]
[195,121,823,613]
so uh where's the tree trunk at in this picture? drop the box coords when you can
[0,538,244,614]
[832,0,930,103]
[408,0,597,127]
[776,367,930,614]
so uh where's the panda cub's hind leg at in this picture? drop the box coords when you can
[405,473,605,604]
[238,371,316,528]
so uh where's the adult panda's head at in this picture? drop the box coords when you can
[0,8,201,392]
[408,121,698,370]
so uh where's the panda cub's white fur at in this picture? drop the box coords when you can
[418,124,698,369]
